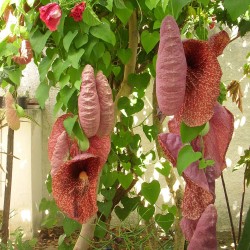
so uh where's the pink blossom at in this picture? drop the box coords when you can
[39,3,62,31]
[70,2,86,22]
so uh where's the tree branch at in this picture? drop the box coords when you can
[114,11,138,121]
[152,80,185,250]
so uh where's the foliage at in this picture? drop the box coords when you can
[238,206,250,250]
[0,228,37,250]
[0,0,250,249]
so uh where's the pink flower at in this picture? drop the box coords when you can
[39,3,62,31]
[70,2,86,22]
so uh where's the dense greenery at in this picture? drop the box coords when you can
[0,0,250,249]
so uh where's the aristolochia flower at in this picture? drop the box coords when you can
[70,2,86,22]
[5,92,20,130]
[52,153,100,223]
[39,3,62,31]
[12,40,33,65]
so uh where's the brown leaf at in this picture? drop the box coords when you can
[227,80,243,112]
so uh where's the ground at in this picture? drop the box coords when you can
[33,227,235,250]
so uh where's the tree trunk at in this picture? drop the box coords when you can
[1,127,14,244]
[152,80,185,250]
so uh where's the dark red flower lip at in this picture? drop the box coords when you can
[52,153,100,223]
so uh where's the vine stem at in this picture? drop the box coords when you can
[1,127,14,244]
[238,177,246,242]
[221,172,237,248]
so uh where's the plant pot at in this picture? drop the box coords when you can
[27,98,40,109]
[17,96,27,109]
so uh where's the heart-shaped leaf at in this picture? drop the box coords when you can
[141,31,159,54]
[180,122,206,143]
[115,197,140,221]
[138,205,155,221]
[117,48,132,64]
[98,201,113,218]
[118,172,133,189]
[176,145,202,175]
[141,180,160,205]
[101,188,116,201]
[155,213,174,233]
[101,172,118,188]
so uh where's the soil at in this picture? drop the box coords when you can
[34,227,235,250]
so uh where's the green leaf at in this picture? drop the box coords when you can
[90,22,116,46]
[156,161,171,176]
[239,20,250,37]
[155,213,174,233]
[118,172,133,189]
[5,68,22,86]
[141,31,159,54]
[115,197,140,221]
[223,0,250,21]
[141,180,160,205]
[68,48,85,69]
[180,122,206,143]
[199,123,210,136]
[46,174,52,193]
[102,51,111,68]
[98,201,113,218]
[63,217,81,236]
[39,55,56,82]
[63,115,78,137]
[63,30,78,52]
[176,145,202,175]
[52,59,71,82]
[112,130,133,147]
[58,234,66,246]
[138,205,155,221]
[167,0,192,19]
[114,0,126,9]
[83,6,102,26]
[94,220,107,239]
[30,29,51,54]
[238,207,250,250]
[0,0,10,18]
[128,72,151,91]
[105,0,113,11]
[113,1,134,25]
[101,188,116,200]
[121,162,131,171]
[16,104,25,117]
[73,122,89,151]
[143,125,158,142]
[74,33,88,49]
[93,42,105,59]
[118,96,144,116]
[101,172,118,188]
[35,81,50,109]
[162,0,169,11]
[117,48,132,64]
[197,0,209,6]
[196,26,208,40]
[60,86,76,107]
[145,0,161,10]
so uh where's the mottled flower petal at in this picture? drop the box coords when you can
[181,39,222,126]
[180,217,199,241]
[187,204,217,250]
[204,103,234,180]
[52,153,100,223]
[182,174,214,220]
[48,113,72,161]
[87,135,111,168]
[158,133,182,166]
[208,30,230,57]
[5,92,20,130]
[51,131,70,177]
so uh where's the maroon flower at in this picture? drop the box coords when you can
[13,40,33,65]
[70,2,86,22]
[39,3,62,31]
[52,153,100,223]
